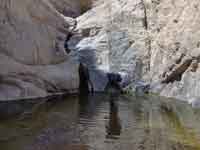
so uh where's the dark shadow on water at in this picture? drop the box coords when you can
[106,94,122,139]
[78,94,105,121]
[78,93,122,139]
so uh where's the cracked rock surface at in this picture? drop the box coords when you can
[69,0,200,102]
[1,0,200,102]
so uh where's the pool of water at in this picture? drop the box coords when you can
[0,94,200,150]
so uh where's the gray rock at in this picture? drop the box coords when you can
[69,0,149,93]
[188,97,200,108]
[71,0,200,103]
[0,0,84,100]
[89,69,109,92]
[135,81,150,96]
[2,0,200,103]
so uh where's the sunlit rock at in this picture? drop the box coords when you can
[188,97,200,108]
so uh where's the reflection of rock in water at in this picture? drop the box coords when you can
[78,94,104,119]
[105,73,123,93]
[160,102,200,149]
[106,96,121,139]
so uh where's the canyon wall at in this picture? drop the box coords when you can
[0,0,82,100]
[1,0,200,103]
[70,0,200,102]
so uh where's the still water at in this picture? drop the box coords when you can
[0,94,200,150]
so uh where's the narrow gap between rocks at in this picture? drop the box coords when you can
[78,63,94,94]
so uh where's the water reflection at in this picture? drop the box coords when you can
[0,94,200,150]
[78,94,104,122]
[106,95,121,139]
[161,102,200,149]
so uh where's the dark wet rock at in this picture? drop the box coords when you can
[135,81,150,96]
[79,63,94,94]
[107,73,122,83]
[105,72,123,93]
[161,56,193,84]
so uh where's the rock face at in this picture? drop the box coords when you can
[68,0,200,103]
[1,0,200,103]
[0,0,83,100]
[149,0,200,102]
[68,0,149,92]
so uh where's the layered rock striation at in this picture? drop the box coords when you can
[69,0,200,103]
[1,0,200,103]
[0,0,83,100]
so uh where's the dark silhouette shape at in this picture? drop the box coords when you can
[79,63,94,95]
[105,73,123,93]
[64,33,73,54]
[107,73,122,83]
